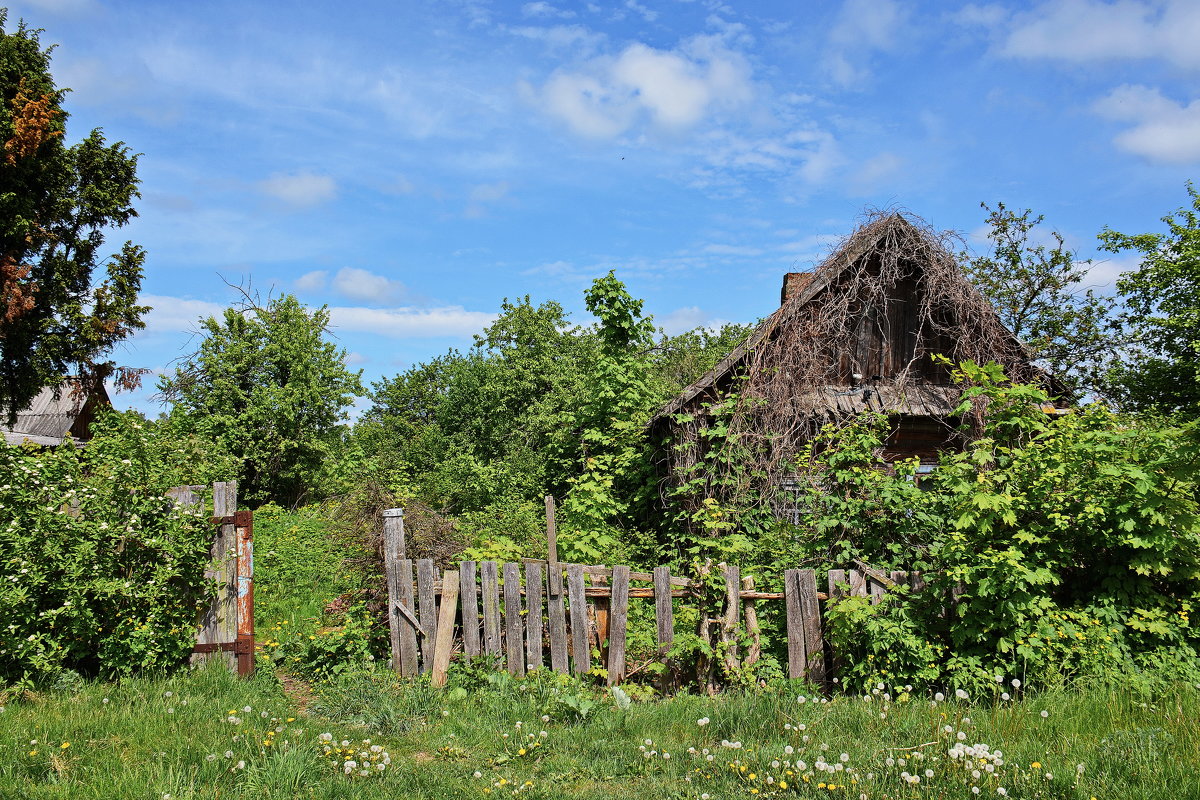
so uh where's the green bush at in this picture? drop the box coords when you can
[0,412,224,682]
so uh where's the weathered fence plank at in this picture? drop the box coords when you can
[460,560,481,658]
[784,568,804,680]
[796,569,826,684]
[395,559,420,676]
[741,575,761,668]
[567,565,590,675]
[384,511,407,673]
[826,568,847,680]
[430,570,460,688]
[481,561,502,659]
[849,568,867,598]
[606,565,630,685]
[546,564,569,673]
[503,562,525,676]
[417,559,439,672]
[653,565,674,670]
[525,561,544,671]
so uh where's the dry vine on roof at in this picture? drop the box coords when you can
[658,211,1045,521]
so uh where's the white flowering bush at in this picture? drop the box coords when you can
[0,410,230,681]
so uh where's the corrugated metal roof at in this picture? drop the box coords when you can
[2,382,107,446]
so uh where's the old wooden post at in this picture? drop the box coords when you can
[546,563,569,673]
[384,508,407,673]
[653,565,674,690]
[503,562,525,677]
[481,561,502,659]
[430,570,460,688]
[783,568,804,680]
[741,575,761,669]
[606,565,630,685]
[234,509,255,677]
[719,563,740,674]
[525,561,544,671]
[395,559,420,676]
[460,560,481,658]
[192,481,239,672]
[417,559,439,672]
[796,569,826,684]
[567,564,590,675]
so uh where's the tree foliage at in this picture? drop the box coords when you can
[158,293,362,508]
[964,202,1115,396]
[1101,182,1200,418]
[0,15,147,420]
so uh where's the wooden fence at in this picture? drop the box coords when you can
[168,481,255,677]
[384,504,914,689]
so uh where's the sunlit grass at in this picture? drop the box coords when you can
[2,661,1197,799]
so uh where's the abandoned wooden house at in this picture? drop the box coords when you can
[1,381,111,447]
[649,212,1065,516]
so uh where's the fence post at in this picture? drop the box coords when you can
[503,562,525,677]
[567,565,590,675]
[784,568,804,680]
[384,508,407,673]
[653,565,674,691]
[481,561,502,660]
[417,559,439,672]
[460,561,481,657]
[525,561,544,672]
[430,570,460,688]
[796,569,826,685]
[606,565,630,686]
[234,509,255,677]
[546,563,569,673]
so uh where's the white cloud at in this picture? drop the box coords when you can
[530,36,754,138]
[624,0,659,23]
[1085,253,1141,288]
[504,24,604,51]
[824,0,910,87]
[658,306,734,336]
[522,1,575,18]
[703,243,764,256]
[294,270,328,292]
[465,181,513,218]
[139,295,225,336]
[332,267,409,304]
[849,152,904,194]
[1094,85,1200,164]
[1000,0,1200,70]
[328,306,496,338]
[258,172,337,208]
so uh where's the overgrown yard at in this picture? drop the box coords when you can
[1,662,1197,799]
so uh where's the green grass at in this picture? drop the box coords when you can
[2,662,1198,799]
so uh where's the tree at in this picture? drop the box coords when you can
[0,14,147,420]
[158,293,363,507]
[1100,183,1200,417]
[964,202,1116,396]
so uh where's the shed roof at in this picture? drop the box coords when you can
[2,382,110,447]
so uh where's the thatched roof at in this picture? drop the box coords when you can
[2,382,110,446]
[652,213,1040,424]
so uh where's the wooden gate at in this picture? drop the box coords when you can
[169,481,255,677]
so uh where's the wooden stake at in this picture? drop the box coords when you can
[430,570,460,688]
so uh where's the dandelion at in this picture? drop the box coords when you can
[1001,692,1011,701]
[1011,679,1021,688]
[1040,710,1049,718]
[934,692,945,701]
[102,698,109,705]
[698,717,710,726]
[956,689,969,700]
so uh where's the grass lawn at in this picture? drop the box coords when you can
[1,661,1197,800]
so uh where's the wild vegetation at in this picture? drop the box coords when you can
[3,11,1200,799]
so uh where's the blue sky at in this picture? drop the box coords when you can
[8,0,1199,414]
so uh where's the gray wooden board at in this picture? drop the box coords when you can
[546,565,569,673]
[396,559,419,677]
[481,561,502,658]
[606,565,630,685]
[383,520,406,672]
[460,561,481,657]
[525,561,544,671]
[849,569,867,597]
[653,565,674,653]
[783,569,805,680]
[430,570,460,688]
[567,565,590,675]
[503,561,525,676]
[796,569,826,684]
[417,559,439,672]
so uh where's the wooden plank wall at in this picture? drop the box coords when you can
[381,553,915,691]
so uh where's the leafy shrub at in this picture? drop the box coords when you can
[0,411,225,682]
